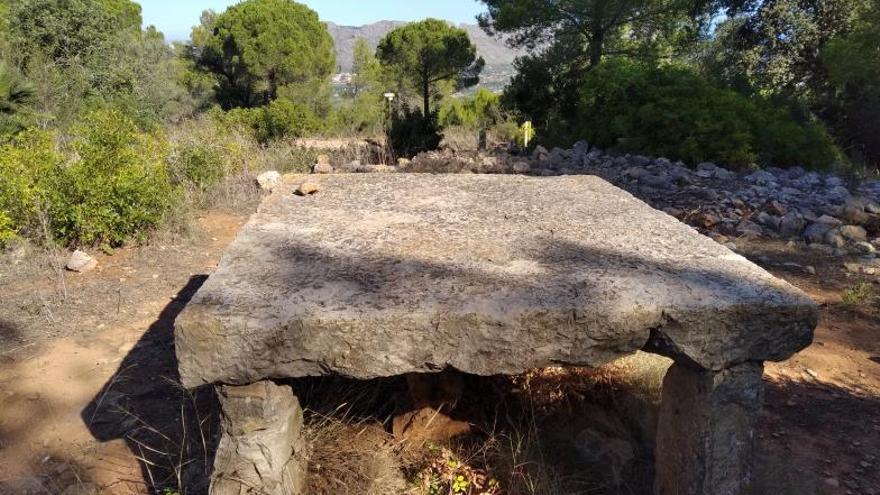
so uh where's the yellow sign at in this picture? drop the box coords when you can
[521,121,534,147]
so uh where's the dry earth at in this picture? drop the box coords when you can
[0,210,878,494]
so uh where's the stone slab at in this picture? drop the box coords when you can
[175,174,817,387]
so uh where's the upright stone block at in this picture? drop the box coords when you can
[655,362,764,495]
[211,381,305,495]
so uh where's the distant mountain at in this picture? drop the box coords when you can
[326,21,526,73]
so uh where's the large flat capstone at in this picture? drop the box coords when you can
[175,174,817,388]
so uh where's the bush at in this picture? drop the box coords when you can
[389,109,442,158]
[220,98,324,143]
[576,60,842,170]
[0,129,64,241]
[54,109,178,246]
[438,88,503,129]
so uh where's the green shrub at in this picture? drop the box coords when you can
[0,129,64,240]
[219,98,324,143]
[438,88,503,129]
[577,60,842,170]
[169,141,226,190]
[0,211,14,245]
[53,109,178,246]
[389,109,442,158]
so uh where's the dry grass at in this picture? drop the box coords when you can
[289,354,674,495]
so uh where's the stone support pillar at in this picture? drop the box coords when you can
[655,361,764,495]
[210,380,306,495]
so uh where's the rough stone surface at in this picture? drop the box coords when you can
[256,171,282,192]
[402,146,880,253]
[211,381,305,495]
[655,362,764,495]
[175,174,816,387]
[66,250,97,273]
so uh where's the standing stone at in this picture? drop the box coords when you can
[655,362,764,495]
[211,381,306,495]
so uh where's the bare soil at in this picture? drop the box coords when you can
[0,213,877,494]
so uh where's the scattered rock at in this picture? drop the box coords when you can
[66,250,97,273]
[803,223,832,244]
[295,182,320,196]
[825,229,847,249]
[313,154,334,174]
[512,161,531,174]
[255,171,281,192]
[840,225,868,242]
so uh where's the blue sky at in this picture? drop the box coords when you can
[140,0,486,41]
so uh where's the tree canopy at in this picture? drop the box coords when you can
[9,0,142,64]
[195,0,335,109]
[478,0,718,68]
[377,18,484,116]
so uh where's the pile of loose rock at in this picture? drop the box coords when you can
[307,143,880,258]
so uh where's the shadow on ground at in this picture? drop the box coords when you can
[81,275,219,495]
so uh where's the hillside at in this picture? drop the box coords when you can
[326,21,525,73]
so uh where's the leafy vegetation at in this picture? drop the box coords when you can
[577,61,840,169]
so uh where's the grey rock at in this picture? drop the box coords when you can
[756,212,781,231]
[66,250,97,273]
[640,174,671,188]
[175,174,816,387]
[825,228,847,248]
[746,170,776,186]
[816,215,843,227]
[803,223,831,244]
[512,161,531,174]
[779,211,806,238]
[734,220,764,239]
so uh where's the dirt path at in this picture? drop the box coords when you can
[0,218,878,494]
[0,212,246,494]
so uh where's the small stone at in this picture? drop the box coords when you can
[840,225,868,242]
[66,250,97,273]
[295,182,320,196]
[805,266,816,275]
[816,215,843,227]
[825,229,847,248]
[803,223,832,244]
[255,171,281,192]
[767,200,787,216]
[313,156,334,174]
[824,478,840,488]
[854,241,876,254]
[512,161,531,174]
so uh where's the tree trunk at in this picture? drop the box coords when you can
[589,30,605,68]
[423,79,431,118]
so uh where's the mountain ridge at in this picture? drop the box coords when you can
[326,21,525,73]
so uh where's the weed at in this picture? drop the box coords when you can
[841,282,876,307]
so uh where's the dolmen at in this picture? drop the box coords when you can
[174,174,817,495]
